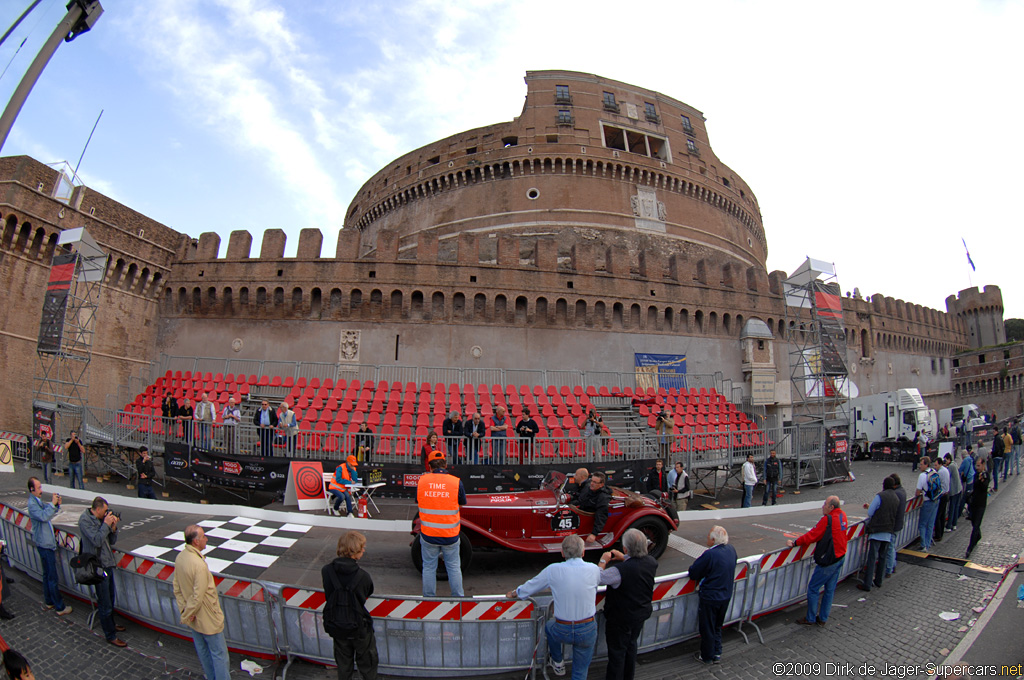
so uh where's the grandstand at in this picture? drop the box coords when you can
[111,368,768,474]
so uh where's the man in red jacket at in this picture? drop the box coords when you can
[787,495,847,627]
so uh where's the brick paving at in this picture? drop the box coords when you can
[2,453,1021,679]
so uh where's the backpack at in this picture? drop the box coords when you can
[925,471,942,502]
[812,514,840,567]
[322,568,365,639]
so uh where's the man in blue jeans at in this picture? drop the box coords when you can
[508,535,600,679]
[64,431,85,489]
[26,478,72,617]
[417,450,466,597]
[915,457,940,551]
[79,497,127,647]
[790,496,848,626]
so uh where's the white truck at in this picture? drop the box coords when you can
[936,403,985,432]
[849,388,932,458]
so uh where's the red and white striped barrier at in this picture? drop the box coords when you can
[116,552,266,601]
[0,431,28,444]
[279,587,533,620]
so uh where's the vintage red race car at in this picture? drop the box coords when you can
[411,470,679,573]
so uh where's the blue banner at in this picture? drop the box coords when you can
[633,353,687,390]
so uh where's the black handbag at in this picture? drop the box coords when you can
[70,542,106,586]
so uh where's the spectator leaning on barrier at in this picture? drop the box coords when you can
[78,496,127,647]
[789,495,847,627]
[420,430,440,471]
[253,400,278,456]
[173,525,231,680]
[886,474,907,577]
[321,530,378,680]
[762,449,780,506]
[508,534,600,680]
[688,525,738,665]
[442,411,463,457]
[417,450,466,598]
[280,401,299,455]
[193,392,216,450]
[136,447,157,500]
[354,421,374,461]
[858,477,899,593]
[464,412,485,464]
[489,406,511,462]
[27,477,71,618]
[598,528,658,680]
[741,454,757,508]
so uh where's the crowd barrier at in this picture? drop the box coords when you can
[0,498,924,677]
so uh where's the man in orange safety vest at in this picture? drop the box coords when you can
[417,450,466,597]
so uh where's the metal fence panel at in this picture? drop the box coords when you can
[504,369,546,389]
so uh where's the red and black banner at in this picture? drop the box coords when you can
[37,252,78,354]
[812,281,848,376]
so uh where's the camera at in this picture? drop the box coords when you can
[105,510,122,520]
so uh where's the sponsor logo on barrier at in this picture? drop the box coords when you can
[223,461,242,475]
[167,457,188,470]
[403,474,423,487]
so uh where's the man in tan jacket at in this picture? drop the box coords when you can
[173,525,230,680]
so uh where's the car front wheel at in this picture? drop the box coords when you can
[627,516,670,559]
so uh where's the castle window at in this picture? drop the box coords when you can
[427,156,440,165]
[557,109,573,126]
[681,115,694,134]
[602,124,668,160]
[546,134,558,143]
[686,139,699,155]
[603,92,619,112]
[644,102,659,124]
[603,126,626,151]
[555,85,571,105]
[722,177,730,187]
[978,354,985,364]
[952,358,959,368]
[502,136,518,147]
[465,146,477,155]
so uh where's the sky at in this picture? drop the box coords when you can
[0,0,1021,320]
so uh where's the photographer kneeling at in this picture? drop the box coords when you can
[78,497,128,647]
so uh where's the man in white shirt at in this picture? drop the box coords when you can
[507,535,599,679]
[220,397,241,455]
[741,455,757,508]
[193,393,216,450]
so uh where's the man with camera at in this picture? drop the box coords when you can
[27,478,72,617]
[64,430,85,489]
[78,497,127,647]
[583,410,603,457]
[654,411,672,458]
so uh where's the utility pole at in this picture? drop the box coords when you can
[0,0,104,154]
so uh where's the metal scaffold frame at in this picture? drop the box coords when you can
[34,227,107,416]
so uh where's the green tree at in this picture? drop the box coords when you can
[1006,318,1024,342]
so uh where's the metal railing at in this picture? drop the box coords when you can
[152,354,724,396]
[0,497,925,677]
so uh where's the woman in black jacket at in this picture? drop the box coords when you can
[321,531,378,680]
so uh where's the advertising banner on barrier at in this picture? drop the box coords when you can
[164,442,191,479]
[284,461,327,510]
[187,447,293,491]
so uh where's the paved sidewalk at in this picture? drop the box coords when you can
[1,456,1020,679]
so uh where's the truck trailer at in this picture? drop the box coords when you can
[849,388,932,458]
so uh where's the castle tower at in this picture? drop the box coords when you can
[945,286,1005,349]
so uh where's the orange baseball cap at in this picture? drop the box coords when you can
[427,449,446,463]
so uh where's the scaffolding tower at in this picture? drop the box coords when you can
[783,258,851,484]
[34,227,107,415]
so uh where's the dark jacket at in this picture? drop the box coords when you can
[320,557,374,633]
[892,485,907,532]
[515,417,539,439]
[463,418,486,442]
[992,436,1005,457]
[970,471,990,511]
[252,407,278,428]
[688,543,738,602]
[764,456,781,482]
[604,555,658,622]
[442,417,462,440]
[576,483,611,535]
[78,509,118,568]
[644,467,668,494]
[161,397,178,419]
[136,456,156,485]
[865,488,900,535]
